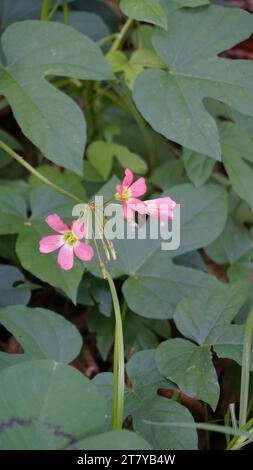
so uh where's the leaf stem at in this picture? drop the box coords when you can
[63,0,69,25]
[239,306,253,428]
[110,18,133,53]
[0,140,83,203]
[40,0,51,20]
[106,271,125,430]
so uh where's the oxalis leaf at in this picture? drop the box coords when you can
[0,360,106,450]
[156,281,249,409]
[0,20,113,174]
[0,305,82,364]
[133,4,253,159]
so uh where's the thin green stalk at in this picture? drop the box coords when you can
[121,301,128,325]
[110,18,133,53]
[239,307,253,428]
[47,1,60,21]
[0,140,82,204]
[227,418,253,450]
[40,0,51,20]
[97,34,118,47]
[106,271,125,430]
[63,0,69,25]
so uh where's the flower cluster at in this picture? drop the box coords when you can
[39,169,176,271]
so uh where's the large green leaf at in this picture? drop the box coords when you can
[73,430,152,450]
[125,349,174,416]
[121,183,227,318]
[156,339,219,410]
[174,281,248,345]
[0,185,27,234]
[182,149,214,188]
[54,11,109,41]
[156,282,250,409]
[87,140,147,180]
[205,218,253,265]
[0,20,112,174]
[133,396,198,450]
[0,306,82,363]
[120,0,167,29]
[0,265,31,307]
[133,4,253,159]
[221,122,253,209]
[0,360,106,449]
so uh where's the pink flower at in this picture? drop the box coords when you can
[144,197,176,221]
[39,214,94,271]
[115,168,176,221]
[115,168,147,219]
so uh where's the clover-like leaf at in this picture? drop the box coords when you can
[133,4,253,159]
[0,20,113,174]
[0,305,82,364]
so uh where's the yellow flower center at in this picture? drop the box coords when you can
[115,187,131,202]
[64,231,77,246]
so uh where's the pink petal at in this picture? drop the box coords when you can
[115,183,123,195]
[122,168,134,188]
[145,197,176,220]
[39,235,64,253]
[71,220,86,239]
[129,198,148,215]
[57,244,74,270]
[45,214,69,233]
[129,177,147,197]
[74,241,94,261]
[123,202,134,220]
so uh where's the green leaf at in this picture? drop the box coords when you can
[0,0,42,29]
[0,128,22,169]
[87,140,147,180]
[54,11,109,41]
[173,0,209,7]
[156,339,220,410]
[0,360,106,449]
[0,20,113,174]
[205,218,253,265]
[29,165,87,201]
[107,49,166,88]
[221,122,253,209]
[0,351,31,372]
[133,396,198,449]
[73,430,152,450]
[183,149,214,188]
[0,185,27,234]
[151,160,186,190]
[0,306,82,363]
[125,349,174,416]
[174,281,248,345]
[120,0,167,29]
[133,4,253,159]
[0,265,31,307]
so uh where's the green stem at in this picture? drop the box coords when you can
[239,307,253,428]
[63,0,69,25]
[47,1,60,21]
[97,34,118,47]
[110,18,133,53]
[106,271,125,430]
[40,0,51,20]
[0,140,82,204]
